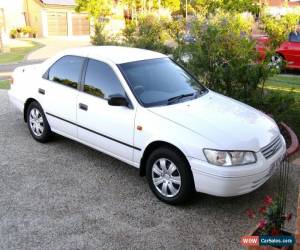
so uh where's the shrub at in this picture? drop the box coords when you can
[10,29,18,39]
[177,13,267,99]
[258,90,296,120]
[10,26,37,39]
[246,195,293,236]
[22,26,37,37]
[122,13,173,54]
[91,22,120,46]
[173,12,294,118]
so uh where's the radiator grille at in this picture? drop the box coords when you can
[261,136,282,159]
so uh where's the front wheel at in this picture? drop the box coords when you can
[27,101,52,142]
[270,54,284,71]
[146,147,194,205]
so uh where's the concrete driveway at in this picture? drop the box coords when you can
[0,90,298,250]
[27,37,91,61]
[0,37,91,80]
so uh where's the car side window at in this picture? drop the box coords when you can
[289,32,300,42]
[83,59,126,99]
[47,55,85,89]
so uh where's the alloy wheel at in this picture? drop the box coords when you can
[29,108,44,137]
[151,158,181,198]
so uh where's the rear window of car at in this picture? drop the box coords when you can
[47,55,85,89]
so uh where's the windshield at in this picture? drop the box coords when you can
[118,58,207,107]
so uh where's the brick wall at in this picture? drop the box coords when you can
[296,185,300,250]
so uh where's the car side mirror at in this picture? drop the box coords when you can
[108,95,129,107]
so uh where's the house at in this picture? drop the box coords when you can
[0,0,90,37]
[0,0,26,50]
[259,0,300,15]
[260,0,300,7]
[0,0,26,34]
[25,0,90,37]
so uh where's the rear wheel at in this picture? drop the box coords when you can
[146,147,194,205]
[27,102,52,142]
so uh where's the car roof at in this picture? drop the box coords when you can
[63,46,168,64]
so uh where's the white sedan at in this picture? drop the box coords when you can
[8,46,286,204]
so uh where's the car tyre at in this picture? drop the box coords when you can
[146,147,194,205]
[27,101,52,142]
[271,54,285,71]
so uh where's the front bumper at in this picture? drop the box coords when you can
[189,136,286,197]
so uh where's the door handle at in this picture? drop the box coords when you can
[38,88,45,95]
[79,103,88,111]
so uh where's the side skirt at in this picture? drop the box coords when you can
[50,128,140,169]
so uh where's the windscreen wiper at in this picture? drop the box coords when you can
[167,92,195,104]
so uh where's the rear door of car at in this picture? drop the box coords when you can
[40,55,85,139]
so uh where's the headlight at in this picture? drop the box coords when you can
[203,149,256,166]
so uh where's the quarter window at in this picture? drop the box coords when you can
[48,55,85,89]
[83,59,126,99]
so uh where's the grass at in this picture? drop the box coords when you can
[265,74,300,137]
[0,40,42,64]
[0,80,10,89]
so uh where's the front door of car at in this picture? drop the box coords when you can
[76,58,136,162]
[279,33,300,68]
[40,55,85,139]
[289,40,300,68]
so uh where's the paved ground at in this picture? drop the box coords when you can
[0,90,299,250]
[0,37,91,80]
[26,37,91,61]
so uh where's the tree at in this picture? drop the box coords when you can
[75,0,112,18]
[122,13,173,53]
[161,0,180,11]
[191,0,260,15]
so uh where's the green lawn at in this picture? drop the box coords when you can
[0,40,42,64]
[0,80,10,89]
[265,74,300,137]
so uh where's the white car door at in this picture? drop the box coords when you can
[39,55,85,139]
[76,58,137,162]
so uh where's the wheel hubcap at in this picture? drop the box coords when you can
[29,108,44,137]
[152,158,181,198]
[271,55,282,68]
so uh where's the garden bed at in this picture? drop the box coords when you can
[278,122,299,157]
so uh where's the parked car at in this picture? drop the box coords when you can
[8,46,286,204]
[255,33,300,70]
